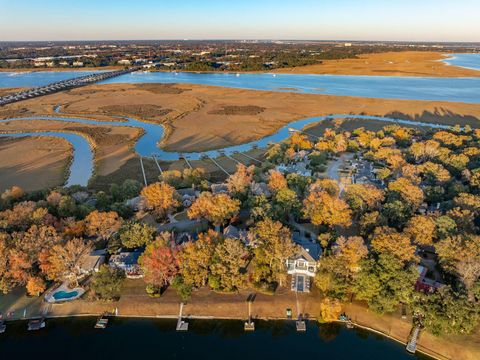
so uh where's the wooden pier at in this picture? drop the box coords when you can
[139,156,148,186]
[176,303,189,331]
[236,152,263,165]
[296,319,306,332]
[244,297,255,331]
[406,325,420,354]
[206,155,230,176]
[152,154,163,174]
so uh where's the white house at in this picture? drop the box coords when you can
[286,241,321,293]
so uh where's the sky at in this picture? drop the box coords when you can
[1,0,479,42]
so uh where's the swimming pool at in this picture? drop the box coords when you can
[53,290,79,300]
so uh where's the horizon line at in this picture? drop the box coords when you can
[1,39,480,44]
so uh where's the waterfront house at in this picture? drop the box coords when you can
[109,251,143,279]
[286,241,321,293]
[415,265,443,293]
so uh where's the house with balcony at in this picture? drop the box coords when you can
[286,243,320,293]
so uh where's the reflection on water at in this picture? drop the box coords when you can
[0,318,432,360]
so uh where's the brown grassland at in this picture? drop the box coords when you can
[0,136,72,191]
[274,51,480,77]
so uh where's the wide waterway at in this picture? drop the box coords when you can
[0,318,432,360]
[0,54,479,103]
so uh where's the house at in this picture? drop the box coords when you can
[72,61,84,67]
[415,265,443,293]
[250,182,271,198]
[286,243,320,293]
[110,251,143,278]
[117,59,132,65]
[125,196,144,211]
[211,183,229,194]
[79,249,106,274]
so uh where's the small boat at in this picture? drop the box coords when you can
[27,318,45,331]
[236,73,240,77]
[0,320,6,334]
[95,314,109,329]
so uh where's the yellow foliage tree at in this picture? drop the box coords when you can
[141,182,180,219]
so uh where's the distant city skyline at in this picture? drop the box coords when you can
[1,0,479,42]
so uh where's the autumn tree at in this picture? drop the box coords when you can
[404,215,437,246]
[371,227,417,264]
[119,222,156,249]
[267,170,288,194]
[26,276,46,297]
[188,192,240,229]
[303,191,351,228]
[344,184,384,217]
[39,238,93,286]
[227,164,254,197]
[436,235,480,293]
[249,219,297,288]
[85,210,122,241]
[139,236,179,291]
[319,298,342,322]
[387,177,424,210]
[209,238,248,292]
[141,182,180,219]
[315,236,368,300]
[178,230,219,288]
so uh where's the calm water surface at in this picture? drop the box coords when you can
[0,131,93,187]
[444,53,480,71]
[0,318,432,360]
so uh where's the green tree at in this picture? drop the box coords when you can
[119,222,156,249]
[90,265,125,300]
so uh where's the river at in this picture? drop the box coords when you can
[0,318,432,360]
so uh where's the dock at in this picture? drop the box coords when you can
[176,303,189,331]
[244,295,255,331]
[182,155,193,169]
[236,151,263,165]
[0,68,138,107]
[206,155,230,176]
[406,325,420,354]
[139,156,148,186]
[296,319,306,332]
[27,318,45,331]
[152,154,163,174]
[95,314,109,329]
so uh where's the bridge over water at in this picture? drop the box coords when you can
[0,68,137,106]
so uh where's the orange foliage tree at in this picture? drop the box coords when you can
[188,192,240,228]
[85,210,122,241]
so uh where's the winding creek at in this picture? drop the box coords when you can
[0,113,454,186]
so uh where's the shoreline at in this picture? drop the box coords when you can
[4,311,444,360]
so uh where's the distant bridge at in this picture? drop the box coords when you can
[0,67,138,106]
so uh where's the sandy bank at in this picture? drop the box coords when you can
[0,136,72,192]
[274,51,480,78]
